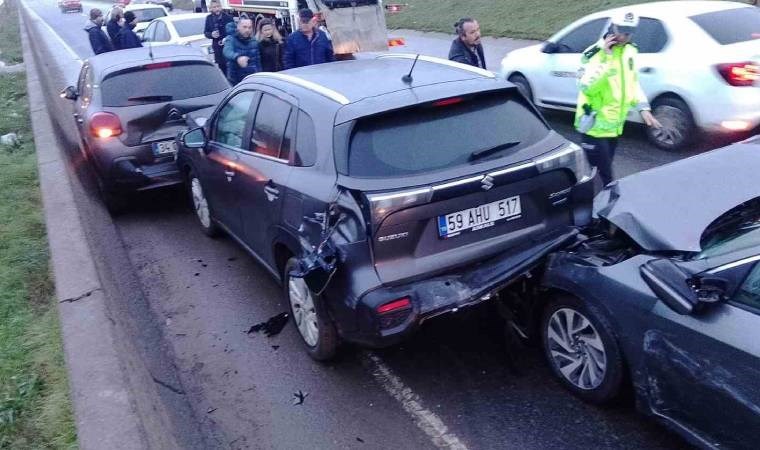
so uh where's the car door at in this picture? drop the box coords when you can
[72,64,90,139]
[643,258,760,449]
[152,21,171,45]
[203,90,258,236]
[236,90,295,265]
[142,21,156,42]
[539,17,608,108]
[629,17,670,119]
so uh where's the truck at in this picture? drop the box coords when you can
[194,0,404,56]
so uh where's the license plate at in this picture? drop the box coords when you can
[437,196,522,239]
[152,140,177,156]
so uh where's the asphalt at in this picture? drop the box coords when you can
[27,0,743,447]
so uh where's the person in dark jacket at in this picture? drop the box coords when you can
[256,18,284,72]
[223,16,261,85]
[106,6,123,48]
[84,8,113,55]
[448,17,486,69]
[204,0,234,75]
[283,9,334,70]
[116,11,143,50]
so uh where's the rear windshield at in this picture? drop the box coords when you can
[346,92,550,178]
[174,17,206,38]
[133,7,166,23]
[100,62,229,107]
[690,7,760,45]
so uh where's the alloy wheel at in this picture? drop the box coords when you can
[288,275,319,347]
[546,308,607,390]
[649,105,689,149]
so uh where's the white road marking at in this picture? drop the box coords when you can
[361,351,470,450]
[22,0,83,64]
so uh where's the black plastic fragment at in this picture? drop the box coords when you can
[247,312,289,337]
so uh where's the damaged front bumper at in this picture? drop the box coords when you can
[345,227,580,347]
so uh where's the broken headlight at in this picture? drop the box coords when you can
[533,143,595,184]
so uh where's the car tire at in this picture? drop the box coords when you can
[508,74,533,103]
[645,97,695,151]
[284,257,339,361]
[95,174,127,215]
[541,294,625,405]
[187,169,220,237]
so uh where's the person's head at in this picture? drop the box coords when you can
[237,16,253,38]
[209,0,221,15]
[90,8,104,25]
[256,18,282,43]
[455,17,481,47]
[609,11,638,45]
[110,6,123,21]
[123,11,137,28]
[298,9,315,34]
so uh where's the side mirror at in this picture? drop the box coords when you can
[60,86,78,100]
[181,127,207,150]
[640,259,698,315]
[542,42,559,54]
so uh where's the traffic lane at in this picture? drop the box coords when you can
[111,190,437,450]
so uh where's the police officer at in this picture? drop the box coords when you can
[575,11,661,186]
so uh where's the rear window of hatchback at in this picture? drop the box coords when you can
[690,7,760,45]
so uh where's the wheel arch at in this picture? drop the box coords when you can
[649,91,698,125]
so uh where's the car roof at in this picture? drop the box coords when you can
[591,0,749,19]
[86,45,210,78]
[158,12,206,22]
[124,3,166,11]
[244,55,495,105]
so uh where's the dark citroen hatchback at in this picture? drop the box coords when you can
[177,54,598,360]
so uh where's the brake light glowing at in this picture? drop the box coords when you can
[377,297,411,314]
[90,112,122,138]
[144,62,172,70]
[433,97,464,107]
[388,38,406,47]
[716,62,760,87]
[721,120,751,131]
[386,3,404,13]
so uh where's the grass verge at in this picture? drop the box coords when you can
[0,0,77,448]
[385,0,755,40]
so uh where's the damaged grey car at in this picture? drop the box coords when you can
[506,136,760,449]
[176,55,597,360]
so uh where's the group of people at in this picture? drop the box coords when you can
[85,6,142,55]
[205,0,334,85]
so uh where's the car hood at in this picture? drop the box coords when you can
[593,138,760,253]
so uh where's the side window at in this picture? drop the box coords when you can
[294,110,317,167]
[76,65,88,94]
[212,91,256,148]
[143,23,156,42]
[633,18,668,53]
[80,67,93,108]
[734,262,760,311]
[250,94,292,160]
[556,18,608,53]
[155,22,171,42]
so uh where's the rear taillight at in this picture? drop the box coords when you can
[377,297,412,329]
[433,97,464,107]
[716,62,760,87]
[377,297,411,314]
[90,112,122,138]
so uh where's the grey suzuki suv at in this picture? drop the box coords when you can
[177,54,598,360]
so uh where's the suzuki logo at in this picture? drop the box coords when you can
[167,108,182,121]
[481,175,495,191]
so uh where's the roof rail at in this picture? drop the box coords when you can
[376,53,496,78]
[249,72,351,105]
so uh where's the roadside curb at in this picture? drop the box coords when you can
[19,8,150,450]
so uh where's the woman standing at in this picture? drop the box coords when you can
[256,19,284,72]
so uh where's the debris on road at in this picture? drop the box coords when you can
[207,407,217,414]
[1,132,18,146]
[292,390,309,405]
[271,345,280,351]
[356,437,365,443]
[247,312,289,337]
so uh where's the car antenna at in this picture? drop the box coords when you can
[401,54,420,84]
[148,36,154,60]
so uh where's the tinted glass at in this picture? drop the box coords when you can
[173,17,206,38]
[295,111,317,167]
[698,198,760,259]
[634,18,668,53]
[213,91,256,148]
[154,22,170,41]
[734,263,760,311]
[556,18,607,53]
[100,62,229,107]
[133,7,167,23]
[251,94,292,160]
[143,23,156,41]
[690,7,760,45]
[347,93,550,178]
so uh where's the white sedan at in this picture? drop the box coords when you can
[141,13,213,61]
[500,1,760,150]
[104,4,169,36]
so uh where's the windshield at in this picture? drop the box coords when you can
[100,61,229,107]
[173,17,206,38]
[133,7,167,23]
[345,92,549,178]
[690,7,760,45]
[697,198,760,259]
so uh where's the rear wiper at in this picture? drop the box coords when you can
[127,95,173,103]
[469,141,521,161]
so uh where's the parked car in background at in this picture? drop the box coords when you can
[60,46,230,212]
[133,0,174,11]
[59,0,82,13]
[141,14,213,62]
[177,55,598,360]
[504,135,760,449]
[500,1,760,151]
[104,3,169,37]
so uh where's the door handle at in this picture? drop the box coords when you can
[264,182,279,201]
